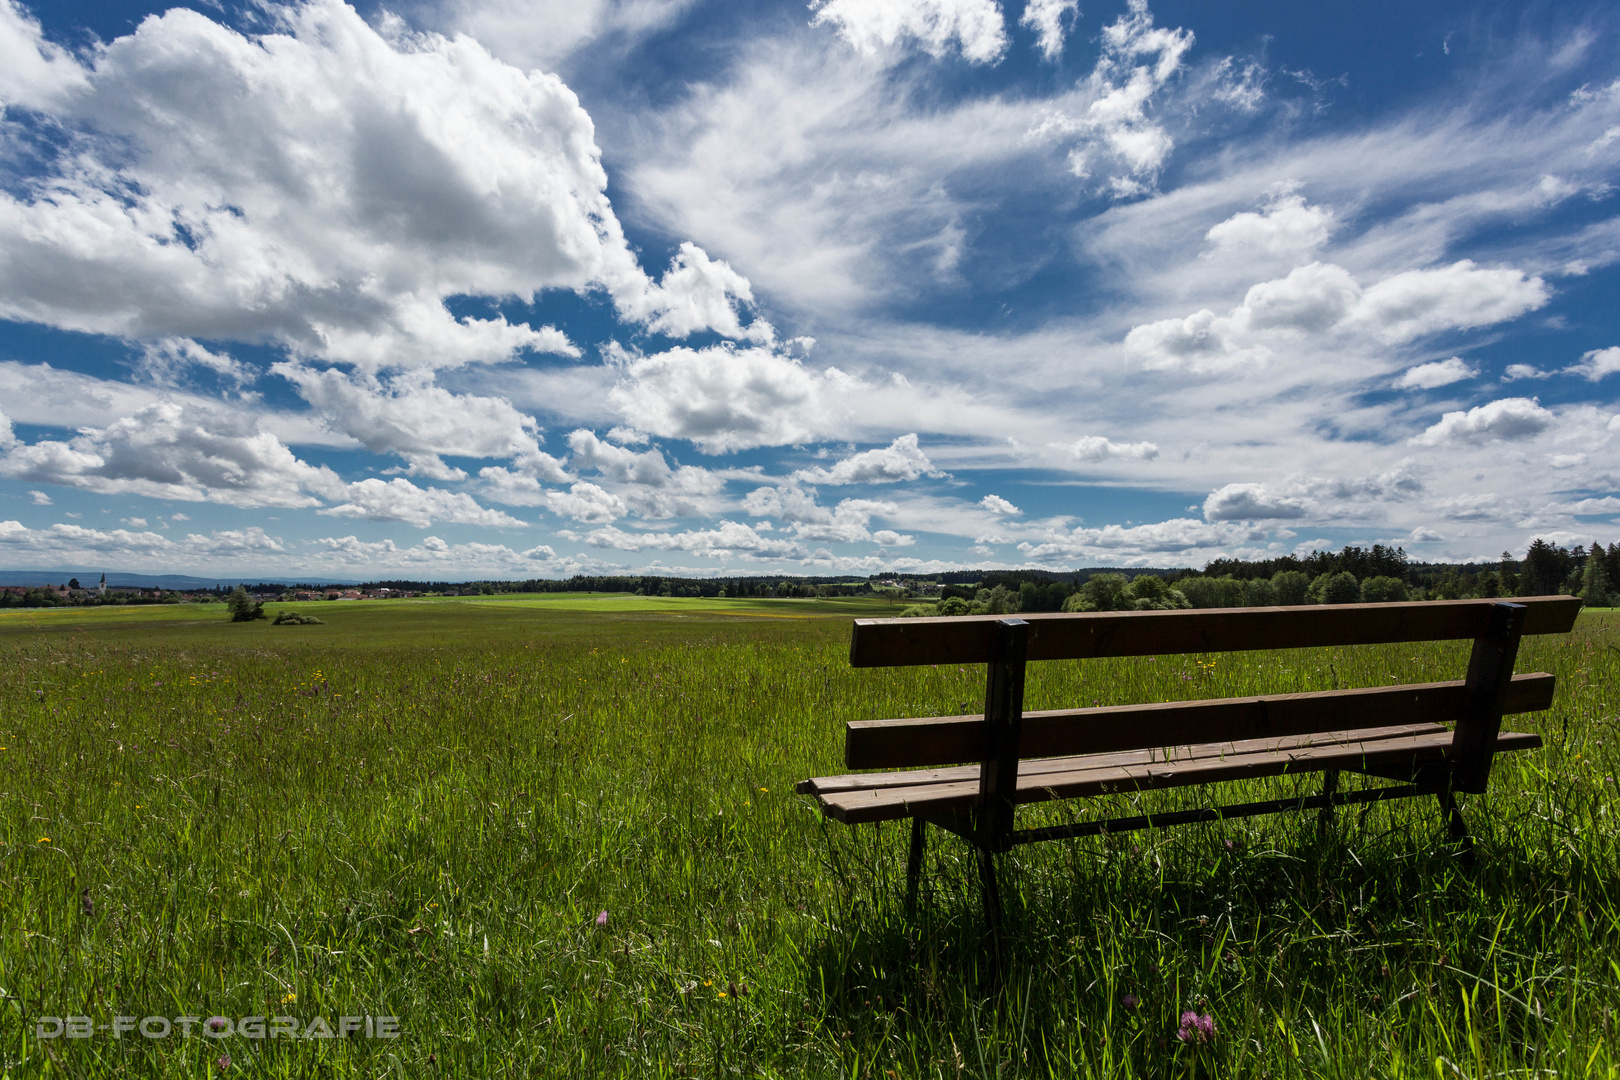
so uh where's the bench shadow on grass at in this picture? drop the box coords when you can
[795,791,1615,1077]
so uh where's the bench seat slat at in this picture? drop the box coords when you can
[803,721,1447,795]
[806,727,1543,824]
[849,596,1581,668]
[844,672,1556,769]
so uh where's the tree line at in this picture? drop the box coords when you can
[904,539,1615,616]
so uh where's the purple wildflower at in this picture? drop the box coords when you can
[595,910,609,928]
[1177,1011,1216,1044]
[215,1054,232,1072]
[207,1017,229,1034]
[1121,993,1140,1010]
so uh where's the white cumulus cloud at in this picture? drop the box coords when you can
[1351,261,1549,343]
[607,344,863,453]
[811,0,1008,64]
[1394,357,1478,390]
[1204,193,1332,260]
[1029,0,1193,194]
[1565,346,1620,381]
[1203,483,1308,522]
[0,402,334,507]
[1057,435,1161,462]
[793,434,944,485]
[317,478,526,528]
[1018,517,1266,561]
[542,481,627,524]
[980,494,1020,514]
[1412,397,1554,445]
[1020,0,1079,61]
[583,520,807,559]
[1127,260,1548,372]
[0,0,88,110]
[0,0,760,374]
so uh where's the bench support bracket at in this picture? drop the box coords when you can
[904,817,927,920]
[1451,602,1526,794]
[974,619,1029,957]
[1008,782,1427,845]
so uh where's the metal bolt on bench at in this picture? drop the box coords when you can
[797,597,1582,955]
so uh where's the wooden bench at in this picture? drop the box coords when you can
[797,597,1581,942]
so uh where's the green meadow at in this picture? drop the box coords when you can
[2,596,1618,1078]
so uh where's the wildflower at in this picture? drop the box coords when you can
[207,1017,229,1034]
[596,910,609,928]
[216,1053,232,1072]
[37,837,50,843]
[1121,994,1140,1010]
[1177,1011,1216,1044]
[281,992,296,1004]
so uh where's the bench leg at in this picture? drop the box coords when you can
[1316,769,1340,835]
[977,846,1003,967]
[904,817,927,919]
[1437,787,1477,868]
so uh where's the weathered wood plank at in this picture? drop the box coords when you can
[802,721,1447,795]
[816,729,1542,824]
[842,671,1556,769]
[848,596,1582,668]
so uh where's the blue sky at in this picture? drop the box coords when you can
[1,0,1617,579]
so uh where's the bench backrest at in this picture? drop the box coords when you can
[845,597,1582,798]
[849,597,1582,667]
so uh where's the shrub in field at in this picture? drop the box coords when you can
[1582,551,1613,607]
[1063,574,1192,612]
[1272,568,1311,605]
[272,610,325,625]
[1064,573,1131,611]
[1243,576,1277,607]
[1124,573,1191,610]
[1018,580,1072,612]
[225,585,266,622]
[1310,571,1362,605]
[974,584,1020,614]
[1176,576,1247,609]
[1361,575,1410,603]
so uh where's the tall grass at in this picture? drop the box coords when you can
[1,600,1617,1077]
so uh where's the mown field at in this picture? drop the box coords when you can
[1,595,1617,1078]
